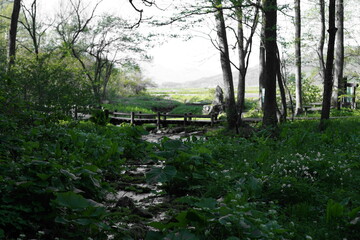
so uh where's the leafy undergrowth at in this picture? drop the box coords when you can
[0,112,150,239]
[144,118,360,240]
[1,111,360,239]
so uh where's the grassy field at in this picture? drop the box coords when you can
[148,87,259,103]
[104,87,360,119]
[104,87,259,116]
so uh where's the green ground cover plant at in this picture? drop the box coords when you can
[1,102,360,239]
[144,118,360,240]
[0,111,149,239]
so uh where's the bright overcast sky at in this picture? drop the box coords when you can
[21,0,360,84]
[107,0,229,84]
[28,0,227,84]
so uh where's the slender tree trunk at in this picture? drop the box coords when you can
[8,0,21,69]
[332,0,344,109]
[318,0,326,78]
[23,0,40,57]
[281,57,295,119]
[276,45,287,122]
[320,0,337,129]
[101,61,113,101]
[236,1,259,125]
[294,0,302,115]
[263,0,278,127]
[259,16,266,110]
[236,5,246,122]
[214,1,238,130]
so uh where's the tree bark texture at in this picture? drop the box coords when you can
[259,15,266,110]
[8,0,21,69]
[320,0,337,129]
[236,1,259,125]
[294,0,302,115]
[317,0,326,78]
[332,0,344,109]
[236,5,246,121]
[262,0,278,127]
[214,0,238,130]
[276,46,287,122]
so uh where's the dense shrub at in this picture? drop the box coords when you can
[0,111,147,239]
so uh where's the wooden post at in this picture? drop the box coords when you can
[210,113,214,126]
[188,112,192,121]
[163,113,168,127]
[131,112,135,125]
[139,111,142,119]
[184,113,188,126]
[157,112,161,129]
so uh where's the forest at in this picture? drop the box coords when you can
[0,0,360,239]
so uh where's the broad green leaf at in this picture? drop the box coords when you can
[83,165,102,173]
[219,214,233,225]
[194,198,217,209]
[29,160,50,166]
[175,211,189,227]
[74,218,94,226]
[186,210,205,223]
[54,192,94,210]
[36,173,52,181]
[82,205,107,217]
[247,176,262,193]
[349,206,360,218]
[145,231,164,240]
[60,169,79,180]
[146,165,177,183]
[55,216,69,224]
[164,230,199,240]
[148,221,169,231]
[162,139,186,151]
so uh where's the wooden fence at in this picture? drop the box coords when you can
[107,110,220,128]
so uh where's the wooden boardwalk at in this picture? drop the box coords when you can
[107,111,358,128]
[108,111,220,127]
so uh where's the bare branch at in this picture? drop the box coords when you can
[128,0,156,28]
[0,14,11,20]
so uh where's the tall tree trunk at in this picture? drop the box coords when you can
[259,15,266,110]
[294,0,302,115]
[101,61,113,102]
[276,45,287,122]
[320,0,337,130]
[236,1,259,125]
[22,0,40,57]
[214,1,238,130]
[236,5,246,123]
[8,0,21,69]
[332,0,344,109]
[318,0,326,78]
[263,0,278,127]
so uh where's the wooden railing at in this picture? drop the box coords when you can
[108,111,220,128]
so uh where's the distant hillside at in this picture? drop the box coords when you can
[157,65,329,89]
[160,65,259,88]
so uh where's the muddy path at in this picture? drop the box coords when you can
[107,129,208,237]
